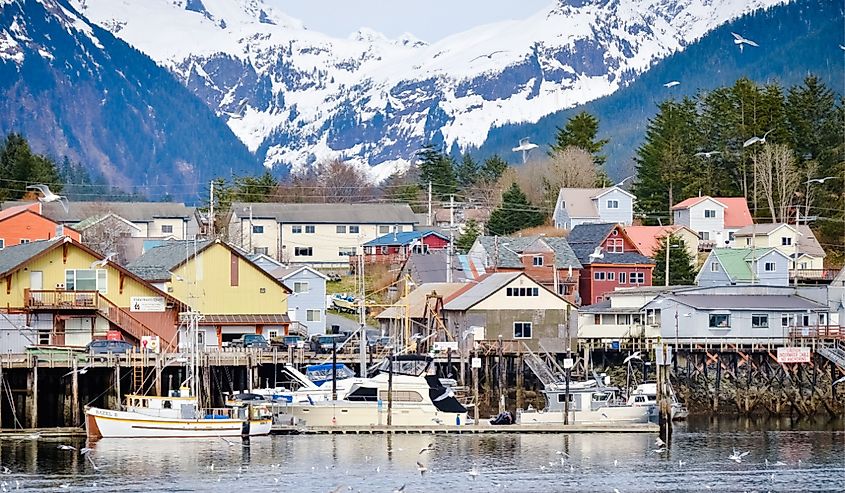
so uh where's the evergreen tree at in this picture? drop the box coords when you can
[550,111,609,167]
[0,133,63,201]
[486,183,544,236]
[233,170,277,203]
[416,144,457,199]
[455,218,481,253]
[382,171,424,212]
[478,154,508,182]
[455,153,479,189]
[651,234,698,286]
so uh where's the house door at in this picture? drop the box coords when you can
[30,271,43,290]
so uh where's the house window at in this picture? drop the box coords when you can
[594,314,601,324]
[646,309,661,326]
[729,232,736,241]
[305,225,315,233]
[781,237,792,246]
[294,247,313,257]
[0,238,4,249]
[593,272,605,281]
[607,272,615,281]
[253,247,268,255]
[532,256,543,266]
[513,322,532,339]
[630,272,645,284]
[338,247,356,256]
[616,314,631,325]
[710,261,720,272]
[293,281,309,293]
[618,272,627,284]
[704,209,716,218]
[336,225,347,234]
[196,331,205,346]
[292,225,302,234]
[799,262,808,270]
[700,232,710,241]
[781,314,791,327]
[306,309,321,322]
[20,239,30,244]
[745,238,751,246]
[632,314,642,324]
[764,262,776,272]
[607,200,619,209]
[709,314,730,328]
[379,225,390,234]
[606,239,624,253]
[349,226,360,234]
[380,246,389,255]
[252,225,264,234]
[752,314,769,328]
[506,287,539,297]
[65,269,107,294]
[161,224,173,234]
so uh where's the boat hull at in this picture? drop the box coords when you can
[85,407,271,438]
[287,402,467,427]
[516,405,649,425]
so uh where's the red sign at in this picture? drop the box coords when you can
[106,330,123,341]
[777,347,810,364]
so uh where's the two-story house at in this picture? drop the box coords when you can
[0,202,80,248]
[467,235,582,303]
[671,196,753,248]
[0,237,181,352]
[226,203,418,266]
[567,223,655,305]
[127,239,292,348]
[732,224,826,273]
[442,272,577,352]
[552,186,635,230]
[696,248,790,287]
[269,265,328,335]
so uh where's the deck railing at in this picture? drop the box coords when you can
[25,289,98,309]
[789,269,839,281]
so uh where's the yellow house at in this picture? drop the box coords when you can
[0,237,181,350]
[733,224,826,270]
[126,239,292,348]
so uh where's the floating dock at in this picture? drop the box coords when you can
[271,423,659,435]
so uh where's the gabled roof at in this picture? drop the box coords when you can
[127,239,291,293]
[443,272,573,311]
[670,196,752,228]
[247,253,284,272]
[556,186,633,219]
[474,235,582,270]
[1,201,194,223]
[624,225,695,258]
[708,247,786,282]
[647,293,825,311]
[797,225,826,258]
[363,230,448,247]
[270,265,329,281]
[734,223,798,237]
[71,212,143,232]
[0,202,41,222]
[671,196,728,210]
[567,223,654,265]
[377,283,466,320]
[402,250,471,284]
[231,202,418,224]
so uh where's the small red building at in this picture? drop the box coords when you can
[0,202,80,249]
[358,230,450,265]
[567,223,655,305]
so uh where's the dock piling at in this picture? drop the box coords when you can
[27,363,37,428]
[71,359,79,426]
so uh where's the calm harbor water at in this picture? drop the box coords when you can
[0,417,843,492]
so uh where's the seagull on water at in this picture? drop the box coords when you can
[663,81,680,88]
[731,32,759,52]
[26,184,69,213]
[416,462,428,475]
[694,151,721,158]
[57,444,77,451]
[728,449,750,463]
[467,466,480,479]
[392,485,406,493]
[678,460,687,467]
[743,129,773,148]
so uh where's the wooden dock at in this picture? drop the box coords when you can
[271,423,659,435]
[0,427,86,439]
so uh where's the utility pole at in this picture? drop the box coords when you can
[793,207,800,287]
[447,195,454,283]
[664,233,671,287]
[358,254,367,377]
[564,307,571,425]
[248,205,254,253]
[427,181,433,226]
[209,180,215,237]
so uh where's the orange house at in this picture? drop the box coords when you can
[0,203,80,249]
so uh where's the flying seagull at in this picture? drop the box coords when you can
[419,443,435,454]
[90,253,117,269]
[62,363,92,377]
[694,151,721,158]
[623,351,642,364]
[26,184,69,213]
[470,50,507,62]
[615,176,634,187]
[731,32,759,53]
[512,137,539,164]
[833,375,845,386]
[663,81,680,88]
[806,176,835,184]
[743,129,774,148]
[728,449,750,463]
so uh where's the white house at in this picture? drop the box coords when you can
[227,203,418,266]
[671,196,753,248]
[553,186,634,230]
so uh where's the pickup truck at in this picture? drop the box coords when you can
[229,334,269,349]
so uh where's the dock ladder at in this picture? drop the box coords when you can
[132,357,145,393]
[521,343,561,387]
[818,341,845,371]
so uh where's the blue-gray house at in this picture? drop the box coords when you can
[269,265,328,335]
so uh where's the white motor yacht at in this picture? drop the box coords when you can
[627,383,689,421]
[516,378,649,425]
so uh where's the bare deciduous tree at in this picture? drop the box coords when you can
[498,146,599,211]
[752,143,801,223]
[275,159,375,203]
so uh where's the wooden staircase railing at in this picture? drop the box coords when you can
[95,294,175,351]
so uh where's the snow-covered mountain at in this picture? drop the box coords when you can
[71,0,787,178]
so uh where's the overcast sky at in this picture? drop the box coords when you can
[271,0,552,42]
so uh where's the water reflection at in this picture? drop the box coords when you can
[0,417,842,492]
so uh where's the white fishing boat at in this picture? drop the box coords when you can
[516,378,650,425]
[627,383,689,421]
[85,311,272,438]
[284,355,468,427]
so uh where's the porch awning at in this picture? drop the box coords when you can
[198,314,290,326]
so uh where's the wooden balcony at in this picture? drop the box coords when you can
[25,289,98,310]
[789,325,844,340]
[789,269,840,283]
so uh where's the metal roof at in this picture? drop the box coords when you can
[567,223,654,265]
[363,230,447,247]
[0,237,64,276]
[442,272,523,311]
[403,250,470,285]
[231,202,418,224]
[126,240,215,281]
[710,248,781,282]
[1,201,194,223]
[664,294,826,311]
[198,314,290,325]
[474,235,582,270]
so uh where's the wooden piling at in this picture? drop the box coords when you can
[472,350,479,425]
[483,354,492,409]
[497,340,505,414]
[713,353,721,412]
[515,350,524,411]
[0,358,4,428]
[115,363,122,406]
[155,354,162,396]
[71,358,79,426]
[28,364,37,428]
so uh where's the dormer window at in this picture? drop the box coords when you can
[704,209,716,218]
[532,256,543,266]
[607,200,619,209]
[606,238,624,253]
[781,237,792,246]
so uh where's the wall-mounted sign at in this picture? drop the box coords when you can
[776,347,810,364]
[434,342,458,352]
[130,296,166,312]
[471,357,482,369]
[141,335,160,353]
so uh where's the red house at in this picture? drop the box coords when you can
[359,230,450,265]
[0,202,80,249]
[567,223,655,305]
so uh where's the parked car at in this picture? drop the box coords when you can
[308,334,347,353]
[87,339,134,354]
[271,335,305,350]
[230,334,269,349]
